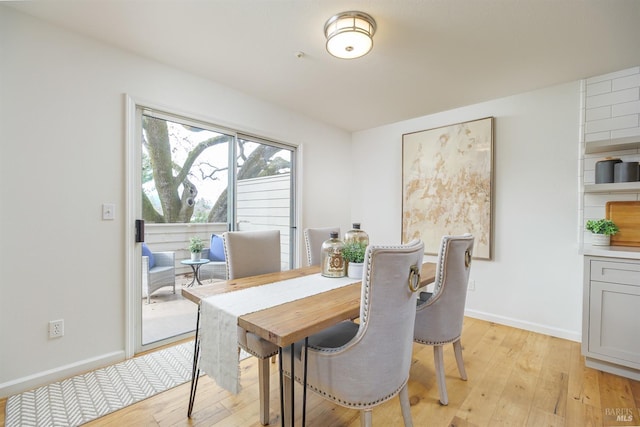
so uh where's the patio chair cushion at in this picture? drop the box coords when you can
[142,243,155,268]
[209,234,225,261]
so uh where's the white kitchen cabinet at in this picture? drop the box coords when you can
[582,256,640,380]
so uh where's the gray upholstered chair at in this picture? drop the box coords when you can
[141,245,176,304]
[281,240,424,427]
[303,226,340,266]
[414,234,474,405]
[223,229,281,425]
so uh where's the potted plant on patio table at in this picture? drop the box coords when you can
[189,236,205,260]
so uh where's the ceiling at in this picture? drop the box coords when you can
[7,0,640,132]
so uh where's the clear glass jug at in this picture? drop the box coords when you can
[321,231,346,278]
[344,223,369,246]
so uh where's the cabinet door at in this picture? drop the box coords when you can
[588,281,640,367]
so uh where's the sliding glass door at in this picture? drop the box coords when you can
[134,106,296,352]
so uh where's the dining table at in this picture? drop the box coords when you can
[182,262,437,426]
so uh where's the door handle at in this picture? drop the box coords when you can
[135,219,145,242]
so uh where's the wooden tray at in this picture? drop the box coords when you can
[606,201,640,247]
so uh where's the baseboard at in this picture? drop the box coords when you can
[465,309,582,343]
[585,357,640,381]
[0,350,125,398]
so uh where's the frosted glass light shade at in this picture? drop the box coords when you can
[324,11,376,59]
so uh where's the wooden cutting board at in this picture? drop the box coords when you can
[606,201,640,247]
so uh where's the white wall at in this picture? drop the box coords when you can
[352,82,584,342]
[0,6,352,396]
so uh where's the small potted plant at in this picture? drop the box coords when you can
[342,241,367,279]
[586,219,619,246]
[189,236,205,260]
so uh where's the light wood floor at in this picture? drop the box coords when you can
[2,317,639,426]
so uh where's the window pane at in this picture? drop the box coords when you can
[236,137,293,270]
[142,115,231,224]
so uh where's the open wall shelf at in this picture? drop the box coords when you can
[584,181,640,193]
[585,136,640,154]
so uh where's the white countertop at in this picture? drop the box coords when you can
[582,245,640,260]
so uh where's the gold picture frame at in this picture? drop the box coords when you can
[402,117,494,259]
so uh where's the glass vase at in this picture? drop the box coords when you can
[321,231,346,277]
[344,223,369,245]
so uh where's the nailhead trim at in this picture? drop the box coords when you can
[239,344,278,359]
[284,370,408,408]
[413,334,461,346]
[303,230,313,267]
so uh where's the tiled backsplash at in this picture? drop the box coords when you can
[584,67,640,143]
[581,67,640,246]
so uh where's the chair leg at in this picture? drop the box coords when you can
[283,375,293,426]
[433,345,448,405]
[453,339,468,381]
[360,409,373,427]
[399,383,413,427]
[258,358,270,425]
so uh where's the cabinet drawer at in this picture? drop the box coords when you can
[590,260,640,286]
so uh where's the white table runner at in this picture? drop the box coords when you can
[199,273,359,393]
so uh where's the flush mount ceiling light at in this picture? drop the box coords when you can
[324,11,377,59]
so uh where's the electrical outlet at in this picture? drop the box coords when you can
[468,279,476,291]
[49,319,64,338]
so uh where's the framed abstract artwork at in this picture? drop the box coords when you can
[402,117,494,259]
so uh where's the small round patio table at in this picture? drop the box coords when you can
[181,259,210,287]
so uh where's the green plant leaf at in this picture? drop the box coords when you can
[189,236,205,252]
[341,241,367,263]
[585,219,619,236]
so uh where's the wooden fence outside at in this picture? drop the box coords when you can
[144,173,291,276]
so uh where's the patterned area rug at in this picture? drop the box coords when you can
[5,342,197,426]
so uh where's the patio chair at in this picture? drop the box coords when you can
[199,234,227,280]
[141,243,176,304]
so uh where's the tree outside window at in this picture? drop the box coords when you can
[142,115,290,224]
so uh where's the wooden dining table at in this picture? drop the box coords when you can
[182,262,437,425]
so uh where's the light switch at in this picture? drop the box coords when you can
[102,203,115,220]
